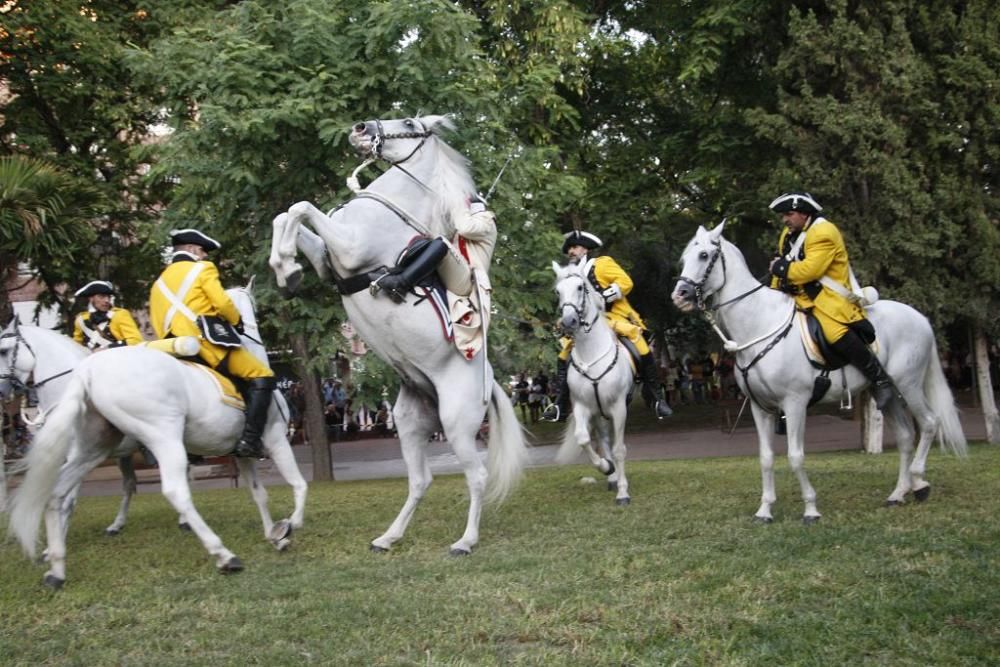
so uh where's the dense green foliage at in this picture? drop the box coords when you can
[2,0,997,380]
[1,444,997,664]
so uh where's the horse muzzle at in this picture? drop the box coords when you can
[349,122,375,156]
[671,283,697,312]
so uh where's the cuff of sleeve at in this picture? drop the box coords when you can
[770,257,790,279]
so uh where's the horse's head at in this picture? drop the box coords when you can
[350,114,453,164]
[552,259,604,335]
[0,317,34,400]
[672,222,728,312]
[227,282,259,333]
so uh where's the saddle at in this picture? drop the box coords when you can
[795,310,878,406]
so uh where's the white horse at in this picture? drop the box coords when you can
[671,223,966,522]
[269,113,528,555]
[0,291,307,538]
[551,260,636,505]
[6,287,308,588]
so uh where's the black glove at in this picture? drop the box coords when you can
[769,256,790,279]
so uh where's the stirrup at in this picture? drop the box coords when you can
[541,404,563,423]
[233,439,268,459]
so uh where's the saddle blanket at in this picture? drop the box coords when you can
[794,311,878,367]
[182,361,245,410]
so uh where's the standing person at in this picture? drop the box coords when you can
[767,192,899,408]
[148,228,275,458]
[72,281,144,350]
[513,373,530,422]
[544,230,672,420]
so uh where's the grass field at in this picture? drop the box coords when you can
[1,442,998,666]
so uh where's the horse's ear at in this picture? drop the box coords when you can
[551,260,563,277]
[709,220,726,241]
[246,275,256,292]
[422,114,454,135]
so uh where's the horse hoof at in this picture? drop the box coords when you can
[178,522,192,532]
[607,481,618,492]
[752,516,773,524]
[802,515,821,525]
[274,538,291,552]
[601,459,616,477]
[219,556,244,574]
[269,519,293,543]
[913,486,931,502]
[105,527,121,536]
[884,499,904,507]
[615,497,631,506]
[370,543,390,554]
[449,547,472,557]
[43,574,65,590]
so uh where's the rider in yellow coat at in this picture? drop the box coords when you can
[149,228,275,458]
[72,281,144,350]
[543,230,672,421]
[767,192,898,409]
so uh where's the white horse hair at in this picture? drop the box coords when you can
[269,113,528,555]
[671,223,966,522]
[552,260,636,505]
[5,286,308,588]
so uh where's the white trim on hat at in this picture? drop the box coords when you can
[563,230,603,247]
[768,192,823,213]
[169,228,221,250]
[74,280,114,297]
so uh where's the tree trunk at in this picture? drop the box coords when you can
[289,332,334,480]
[973,327,1000,444]
[861,396,884,454]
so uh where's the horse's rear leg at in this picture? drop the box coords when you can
[42,453,108,588]
[885,400,934,504]
[150,443,242,573]
[371,386,436,552]
[233,457,291,550]
[263,424,308,529]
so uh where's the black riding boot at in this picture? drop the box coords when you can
[542,358,570,422]
[830,331,898,410]
[233,377,277,458]
[374,237,449,303]
[640,353,673,418]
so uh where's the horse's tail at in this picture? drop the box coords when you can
[484,380,529,505]
[7,374,87,559]
[555,415,580,465]
[924,339,968,457]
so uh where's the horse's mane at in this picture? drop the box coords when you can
[422,116,477,239]
[23,325,88,360]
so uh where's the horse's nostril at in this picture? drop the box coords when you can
[353,122,366,132]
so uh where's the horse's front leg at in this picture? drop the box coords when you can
[234,458,290,551]
[105,455,137,535]
[573,405,613,476]
[783,403,820,523]
[750,402,778,523]
[608,405,630,506]
[269,212,303,291]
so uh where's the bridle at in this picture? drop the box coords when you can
[557,274,602,336]
[370,118,433,169]
[0,327,74,400]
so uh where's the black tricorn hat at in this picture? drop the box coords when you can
[561,230,603,254]
[169,228,221,251]
[74,280,115,298]
[769,192,823,216]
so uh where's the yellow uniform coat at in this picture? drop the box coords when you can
[771,217,865,342]
[149,257,271,378]
[73,307,144,348]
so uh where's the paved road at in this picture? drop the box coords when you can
[62,403,987,497]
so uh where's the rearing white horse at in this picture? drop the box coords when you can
[269,113,528,555]
[551,259,636,505]
[671,223,966,522]
[7,287,308,588]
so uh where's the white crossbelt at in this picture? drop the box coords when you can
[76,314,111,349]
[156,262,206,335]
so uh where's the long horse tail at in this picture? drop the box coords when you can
[484,380,530,505]
[7,374,88,559]
[924,338,968,457]
[555,414,580,465]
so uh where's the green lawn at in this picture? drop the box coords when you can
[1,444,997,666]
